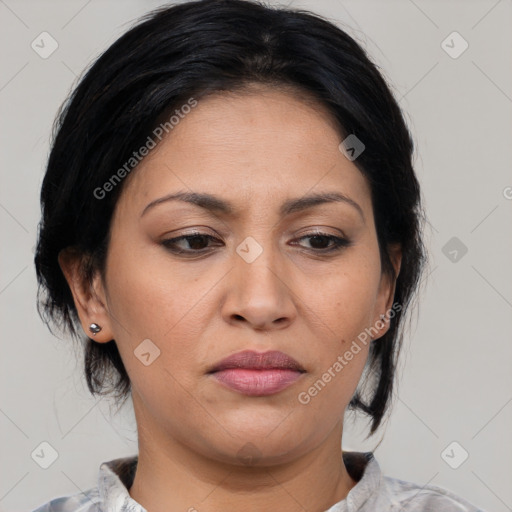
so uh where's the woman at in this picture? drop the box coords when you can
[33,0,486,510]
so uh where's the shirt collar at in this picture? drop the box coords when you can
[335,452,388,511]
[99,456,145,512]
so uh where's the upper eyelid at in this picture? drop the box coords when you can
[163,229,348,240]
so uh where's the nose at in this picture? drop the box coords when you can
[221,240,297,331]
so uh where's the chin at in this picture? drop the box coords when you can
[201,423,317,468]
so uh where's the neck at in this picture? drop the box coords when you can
[129,418,358,512]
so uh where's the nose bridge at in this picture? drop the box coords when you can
[224,233,294,328]
[234,233,283,293]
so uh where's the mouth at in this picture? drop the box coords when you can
[207,350,306,396]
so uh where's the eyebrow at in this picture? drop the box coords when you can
[141,190,364,220]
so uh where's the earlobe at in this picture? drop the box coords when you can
[58,248,114,343]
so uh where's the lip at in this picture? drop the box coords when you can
[208,350,306,396]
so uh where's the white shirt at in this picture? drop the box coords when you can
[32,451,487,511]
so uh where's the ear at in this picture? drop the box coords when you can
[58,247,114,343]
[373,243,402,339]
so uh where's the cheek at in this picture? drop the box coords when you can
[293,248,379,395]
[304,253,381,339]
[103,240,213,378]
[297,345,368,410]
[105,231,208,330]
[294,269,376,419]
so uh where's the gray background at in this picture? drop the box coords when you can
[1,0,511,510]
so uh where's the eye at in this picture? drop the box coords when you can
[161,232,221,254]
[161,230,351,256]
[293,232,351,253]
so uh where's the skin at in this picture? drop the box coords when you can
[60,85,401,512]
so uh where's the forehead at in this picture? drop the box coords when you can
[117,87,372,220]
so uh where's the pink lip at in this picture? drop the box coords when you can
[208,350,305,396]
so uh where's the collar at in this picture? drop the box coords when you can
[99,456,145,511]
[326,451,387,511]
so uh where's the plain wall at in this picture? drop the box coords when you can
[1,0,511,510]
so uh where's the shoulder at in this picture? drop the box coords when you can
[382,474,487,511]
[31,488,101,512]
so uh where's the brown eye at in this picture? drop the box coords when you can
[161,230,351,257]
[294,232,351,253]
[161,232,221,254]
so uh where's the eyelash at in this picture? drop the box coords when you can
[161,231,351,256]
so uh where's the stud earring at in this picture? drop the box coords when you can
[89,323,102,335]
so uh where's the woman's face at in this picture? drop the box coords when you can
[72,87,399,465]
